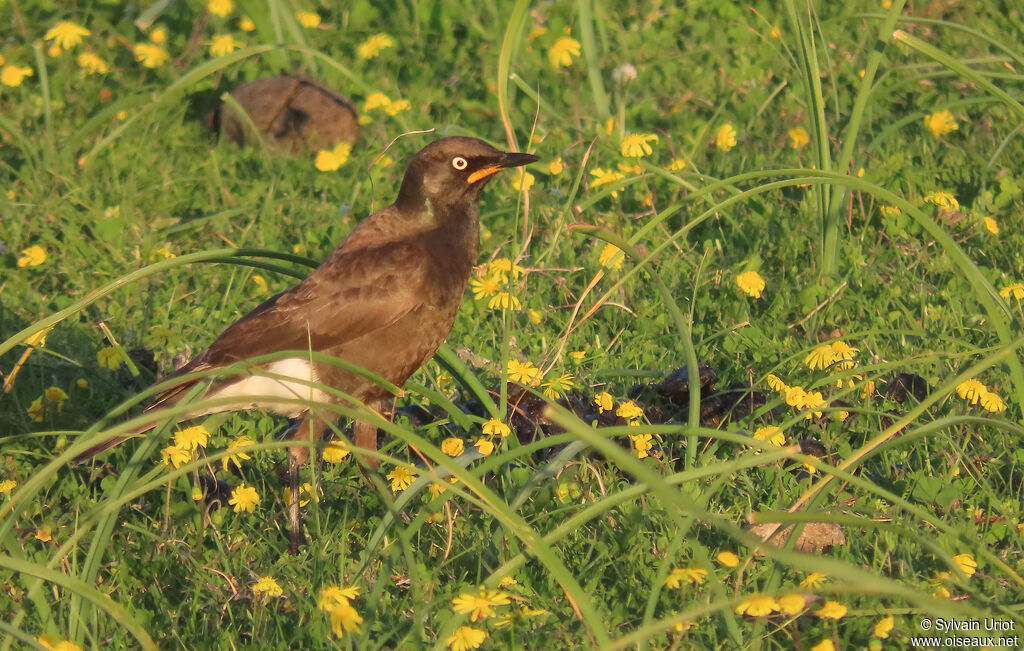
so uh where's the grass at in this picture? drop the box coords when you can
[2,0,1024,649]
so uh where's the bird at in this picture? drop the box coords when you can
[77,136,538,551]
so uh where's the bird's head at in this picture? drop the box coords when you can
[397,136,538,211]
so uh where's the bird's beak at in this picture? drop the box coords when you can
[467,151,539,184]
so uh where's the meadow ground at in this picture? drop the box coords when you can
[2,1,1024,649]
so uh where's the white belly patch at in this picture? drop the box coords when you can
[205,357,331,417]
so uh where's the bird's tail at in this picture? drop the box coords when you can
[72,419,158,465]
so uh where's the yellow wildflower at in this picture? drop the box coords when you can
[815,600,847,619]
[716,551,740,567]
[630,433,653,459]
[0,479,17,494]
[547,37,581,68]
[715,123,737,151]
[804,344,836,371]
[924,109,958,137]
[451,588,511,621]
[593,391,613,413]
[923,191,959,211]
[955,379,987,404]
[735,596,779,617]
[470,274,500,299]
[207,0,233,17]
[620,133,658,158]
[239,17,256,31]
[983,217,999,235]
[810,640,834,651]
[45,21,90,50]
[874,615,895,638]
[766,374,788,391]
[735,270,765,298]
[488,291,521,310]
[283,482,316,508]
[363,92,391,111]
[357,34,393,59]
[800,572,827,588]
[319,585,360,610]
[980,390,1006,413]
[665,567,707,588]
[330,602,363,638]
[1,65,33,87]
[295,11,321,27]
[174,425,209,450]
[386,466,417,491]
[209,34,241,56]
[589,168,625,197]
[474,438,494,456]
[952,553,977,578]
[999,283,1024,300]
[133,43,170,68]
[18,245,47,267]
[441,437,465,457]
[615,400,644,421]
[315,142,352,172]
[383,99,410,116]
[77,52,109,74]
[512,171,535,192]
[548,157,564,175]
[667,158,688,171]
[229,483,261,512]
[880,205,902,218]
[778,593,806,615]
[252,576,283,597]
[447,626,487,651]
[788,127,810,149]
[44,386,68,410]
[96,346,124,370]
[506,359,541,385]
[541,373,574,400]
[222,435,255,470]
[160,444,193,468]
[752,426,785,447]
[598,243,624,269]
[323,441,350,463]
[35,526,53,543]
[488,258,525,281]
[483,418,511,437]
[528,308,542,324]
[149,27,167,44]
[27,397,45,422]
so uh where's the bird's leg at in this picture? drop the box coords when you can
[286,416,314,554]
[353,399,391,470]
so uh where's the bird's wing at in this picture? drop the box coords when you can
[147,241,431,407]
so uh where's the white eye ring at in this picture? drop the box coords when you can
[452,156,468,170]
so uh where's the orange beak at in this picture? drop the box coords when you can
[466,151,538,184]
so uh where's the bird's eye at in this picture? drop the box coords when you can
[452,156,468,170]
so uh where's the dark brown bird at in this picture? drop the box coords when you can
[78,136,537,551]
[214,75,361,152]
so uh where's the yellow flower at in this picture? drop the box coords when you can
[96,346,124,370]
[667,158,688,171]
[800,572,827,588]
[252,576,283,597]
[873,615,895,638]
[295,11,321,27]
[283,482,316,508]
[319,585,360,610]
[488,291,521,310]
[27,397,45,422]
[924,109,958,137]
[777,593,806,615]
[447,626,488,651]
[810,640,834,651]
[589,168,626,197]
[598,243,624,269]
[593,391,613,413]
[506,359,541,385]
[474,438,494,456]
[735,596,779,617]
[753,426,785,447]
[952,553,977,578]
[160,444,193,468]
[363,92,391,112]
[784,385,808,408]
[149,27,167,44]
[765,374,788,392]
[541,373,574,400]
[37,636,83,651]
[1,65,33,87]
[0,479,16,494]
[323,441,350,463]
[983,217,999,235]
[923,191,959,211]
[208,0,233,16]
[229,483,260,512]
[548,158,564,175]
[802,391,825,419]
[980,390,1006,413]
[222,435,255,470]
[17,245,47,267]
[35,526,54,542]
[25,327,52,348]
[451,588,511,621]
[715,123,737,151]
[330,602,363,638]
[315,142,352,172]
[483,418,511,437]
[488,258,525,281]
[815,600,847,619]
[630,433,653,459]
[174,425,209,450]
[620,133,658,158]
[386,466,417,491]
[829,340,858,369]
[43,386,68,409]
[735,270,765,298]
[1000,283,1024,300]
[249,274,269,294]
[665,567,707,588]
[510,170,536,193]
[441,437,465,457]
[133,43,170,68]
[209,34,241,56]
[528,308,542,324]
[716,551,740,567]
[955,379,987,404]
[788,127,810,149]
[357,33,393,59]
[45,21,91,50]
[470,274,500,299]
[383,99,411,116]
[615,400,644,421]
[547,36,581,68]
[880,205,902,218]
[77,52,109,74]
[804,344,836,371]
[239,16,256,31]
